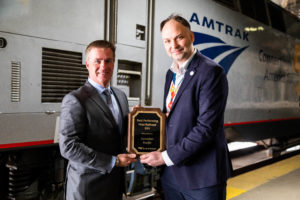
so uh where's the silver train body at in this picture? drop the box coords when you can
[0,0,300,199]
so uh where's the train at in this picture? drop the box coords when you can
[0,0,300,199]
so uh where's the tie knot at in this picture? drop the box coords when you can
[103,89,112,104]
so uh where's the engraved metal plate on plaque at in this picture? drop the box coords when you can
[128,107,165,155]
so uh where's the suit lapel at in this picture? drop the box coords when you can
[164,70,173,106]
[111,87,125,117]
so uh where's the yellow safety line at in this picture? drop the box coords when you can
[227,154,300,199]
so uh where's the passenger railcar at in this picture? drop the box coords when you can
[0,0,299,199]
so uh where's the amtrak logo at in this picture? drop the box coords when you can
[193,31,248,74]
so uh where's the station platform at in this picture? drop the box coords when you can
[227,154,300,200]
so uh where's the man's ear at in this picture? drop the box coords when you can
[85,60,89,70]
[190,31,195,43]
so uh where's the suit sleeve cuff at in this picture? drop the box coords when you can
[162,151,174,166]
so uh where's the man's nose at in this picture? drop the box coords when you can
[171,40,179,48]
[99,60,107,67]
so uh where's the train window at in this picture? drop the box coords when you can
[239,0,269,25]
[267,1,287,33]
[117,60,142,102]
[213,0,239,11]
[41,48,88,103]
[268,1,300,39]
[284,13,300,39]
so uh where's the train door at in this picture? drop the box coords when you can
[112,0,148,108]
[112,0,159,196]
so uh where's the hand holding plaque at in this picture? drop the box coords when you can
[128,107,166,155]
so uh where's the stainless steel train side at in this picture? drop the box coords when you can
[0,0,299,199]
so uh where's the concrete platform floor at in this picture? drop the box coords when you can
[227,154,300,200]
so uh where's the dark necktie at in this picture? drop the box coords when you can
[103,89,118,122]
[103,89,112,105]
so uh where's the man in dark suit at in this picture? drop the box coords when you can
[140,15,232,200]
[59,40,137,200]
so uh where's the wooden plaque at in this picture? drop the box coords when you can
[128,107,166,155]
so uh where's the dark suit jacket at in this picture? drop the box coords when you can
[163,51,232,189]
[59,81,129,200]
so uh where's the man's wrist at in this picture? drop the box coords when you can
[162,151,174,166]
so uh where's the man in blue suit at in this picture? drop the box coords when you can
[140,15,232,200]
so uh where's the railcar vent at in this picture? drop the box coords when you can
[11,61,21,102]
[42,48,88,103]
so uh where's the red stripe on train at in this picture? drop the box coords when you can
[224,117,300,127]
[0,140,54,149]
[1,117,300,149]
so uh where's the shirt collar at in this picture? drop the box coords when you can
[88,78,111,94]
[170,48,197,75]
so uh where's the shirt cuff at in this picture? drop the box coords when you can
[162,150,174,166]
[109,156,117,172]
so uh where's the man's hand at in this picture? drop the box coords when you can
[131,104,141,112]
[140,152,165,167]
[116,154,137,167]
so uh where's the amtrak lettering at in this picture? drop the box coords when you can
[190,13,249,41]
[189,12,249,74]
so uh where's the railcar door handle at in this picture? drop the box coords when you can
[45,110,56,115]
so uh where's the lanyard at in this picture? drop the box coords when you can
[168,73,183,110]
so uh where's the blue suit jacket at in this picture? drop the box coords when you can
[163,51,232,189]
